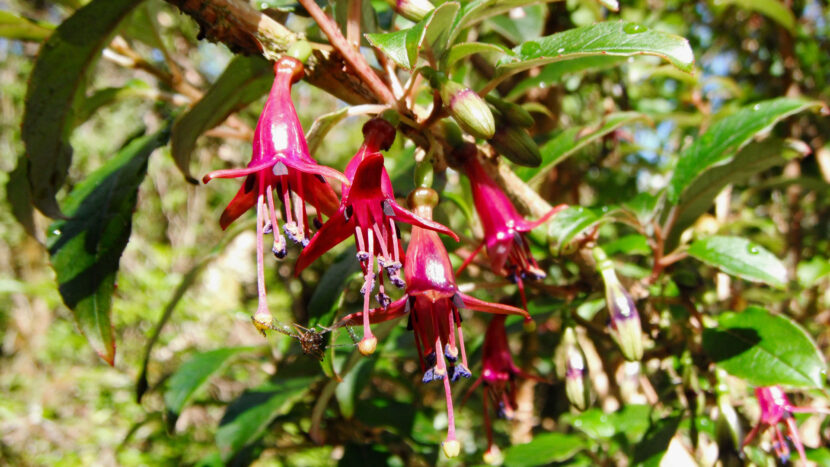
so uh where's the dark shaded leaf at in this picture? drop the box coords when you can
[22,0,140,217]
[688,236,787,289]
[47,125,170,365]
[504,432,587,467]
[171,55,272,183]
[716,0,796,31]
[702,306,825,388]
[6,154,37,238]
[334,357,375,418]
[632,414,682,466]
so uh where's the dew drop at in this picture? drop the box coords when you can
[753,103,761,111]
[747,243,760,255]
[52,229,61,236]
[623,23,647,34]
[557,47,565,54]
[521,41,541,57]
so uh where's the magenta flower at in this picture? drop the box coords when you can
[743,386,829,464]
[296,119,459,355]
[335,188,528,456]
[202,56,347,332]
[467,314,546,458]
[455,144,566,310]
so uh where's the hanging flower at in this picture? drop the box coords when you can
[335,187,528,456]
[467,314,546,462]
[297,119,459,355]
[743,386,830,464]
[202,56,347,333]
[454,143,566,309]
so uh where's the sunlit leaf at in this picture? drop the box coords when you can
[688,236,787,289]
[0,10,53,41]
[504,432,587,467]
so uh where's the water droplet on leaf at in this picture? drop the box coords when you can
[521,41,541,57]
[623,23,647,34]
[747,243,760,255]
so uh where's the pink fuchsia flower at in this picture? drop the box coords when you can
[743,386,830,464]
[466,314,547,459]
[454,143,566,310]
[296,120,459,355]
[336,188,528,456]
[202,56,348,333]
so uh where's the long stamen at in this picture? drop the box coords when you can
[455,316,469,368]
[437,337,460,458]
[389,218,400,263]
[252,192,273,334]
[358,229,377,355]
[266,186,286,258]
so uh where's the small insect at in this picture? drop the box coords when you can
[270,322,362,361]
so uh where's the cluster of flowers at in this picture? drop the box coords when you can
[203,56,826,462]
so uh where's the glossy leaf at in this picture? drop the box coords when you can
[450,0,560,44]
[22,0,140,218]
[665,139,809,249]
[717,0,796,31]
[446,42,508,67]
[547,207,602,255]
[631,414,682,466]
[517,112,649,184]
[47,125,171,365]
[496,21,695,79]
[503,432,587,467]
[171,55,272,183]
[365,2,459,70]
[702,306,826,388]
[506,55,627,99]
[688,236,787,289]
[667,98,826,204]
[0,10,53,41]
[216,377,315,460]
[164,347,254,423]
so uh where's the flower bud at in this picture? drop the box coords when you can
[424,68,495,139]
[485,95,534,128]
[489,125,542,167]
[562,328,591,411]
[358,336,377,356]
[594,247,643,361]
[385,0,435,22]
[442,439,461,458]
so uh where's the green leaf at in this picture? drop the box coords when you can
[74,80,152,127]
[365,2,459,70]
[688,235,787,289]
[0,10,53,41]
[506,56,628,99]
[702,306,826,388]
[450,0,560,44]
[6,154,36,238]
[334,357,375,418]
[164,347,254,422]
[665,139,809,249]
[216,377,315,460]
[632,414,682,466]
[717,0,796,31]
[305,107,349,157]
[797,257,830,289]
[22,0,141,218]
[504,432,587,467]
[667,98,826,204]
[171,55,272,183]
[496,21,695,80]
[517,112,649,184]
[547,207,601,255]
[446,42,508,67]
[485,4,546,44]
[47,125,171,365]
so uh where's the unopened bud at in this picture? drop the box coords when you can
[489,125,541,167]
[385,0,435,22]
[252,305,273,336]
[442,439,461,458]
[358,336,377,356]
[594,247,643,361]
[562,328,591,411]
[424,68,495,139]
[485,95,534,128]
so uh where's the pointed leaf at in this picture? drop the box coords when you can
[506,55,627,99]
[717,0,796,31]
[496,21,695,80]
[702,306,826,388]
[450,0,561,44]
[164,347,255,422]
[216,377,315,460]
[171,55,272,183]
[446,41,508,67]
[0,10,53,41]
[688,235,787,289]
[47,125,171,365]
[667,98,826,204]
[504,432,587,467]
[22,0,140,217]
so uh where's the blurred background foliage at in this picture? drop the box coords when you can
[1,0,829,465]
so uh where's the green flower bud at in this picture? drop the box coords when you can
[594,246,644,361]
[423,68,495,139]
[385,0,435,22]
[561,328,591,411]
[489,125,541,167]
[485,95,534,128]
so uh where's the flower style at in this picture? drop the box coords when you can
[335,187,528,456]
[454,143,566,309]
[296,119,460,355]
[467,314,546,461]
[743,386,830,464]
[202,56,347,333]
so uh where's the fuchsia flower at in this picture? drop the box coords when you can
[336,188,528,457]
[202,56,347,332]
[454,144,566,309]
[297,119,460,355]
[467,314,546,459]
[743,386,829,464]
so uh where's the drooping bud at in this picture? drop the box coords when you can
[489,125,542,167]
[594,246,643,361]
[442,439,461,458]
[561,327,591,411]
[423,68,495,139]
[384,0,435,22]
[485,95,534,128]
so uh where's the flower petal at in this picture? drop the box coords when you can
[515,203,568,232]
[294,210,353,274]
[219,176,257,230]
[335,296,408,327]
[346,153,387,203]
[390,201,460,242]
[202,158,276,184]
[281,154,349,186]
